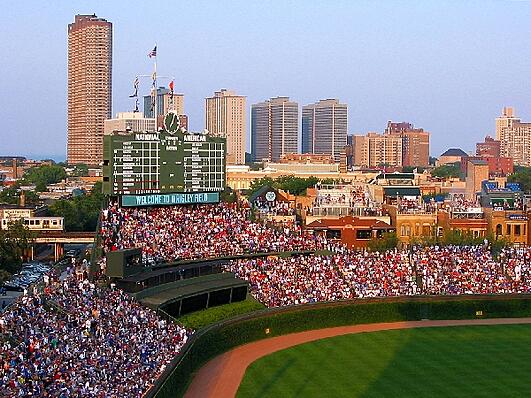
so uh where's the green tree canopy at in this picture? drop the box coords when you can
[48,181,103,231]
[70,163,89,177]
[508,166,531,193]
[367,232,399,252]
[0,220,35,280]
[23,164,66,188]
[430,163,463,179]
[247,176,333,198]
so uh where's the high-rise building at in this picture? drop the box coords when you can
[251,97,298,162]
[104,112,155,135]
[367,133,403,168]
[476,136,501,158]
[67,14,112,165]
[385,121,430,167]
[495,107,518,141]
[348,135,370,167]
[143,87,186,129]
[496,108,531,166]
[302,99,347,162]
[205,89,246,164]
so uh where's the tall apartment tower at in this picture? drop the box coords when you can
[385,121,430,167]
[251,97,298,162]
[302,99,347,162]
[205,89,246,164]
[496,108,531,166]
[495,107,518,141]
[67,14,112,165]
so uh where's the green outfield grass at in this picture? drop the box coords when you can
[237,324,531,398]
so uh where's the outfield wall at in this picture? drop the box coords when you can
[147,294,531,398]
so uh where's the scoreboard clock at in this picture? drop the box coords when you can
[103,117,226,197]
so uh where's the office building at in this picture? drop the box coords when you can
[367,133,403,168]
[205,89,246,164]
[67,14,112,165]
[385,121,430,167]
[143,87,186,130]
[476,136,501,158]
[496,108,531,166]
[104,112,156,135]
[251,97,298,162]
[302,99,347,162]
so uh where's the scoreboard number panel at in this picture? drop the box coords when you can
[103,127,226,196]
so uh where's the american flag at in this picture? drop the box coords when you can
[148,45,157,58]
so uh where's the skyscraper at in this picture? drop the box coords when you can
[302,99,347,162]
[496,108,531,166]
[251,97,298,162]
[67,14,112,165]
[143,87,186,130]
[205,89,246,165]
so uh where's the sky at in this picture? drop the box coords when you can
[1,0,531,161]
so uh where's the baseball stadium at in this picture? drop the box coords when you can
[2,123,531,398]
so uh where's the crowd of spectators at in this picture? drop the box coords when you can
[414,246,512,295]
[0,268,191,397]
[100,202,325,265]
[224,249,417,307]
[252,198,295,216]
[225,246,531,307]
[397,198,436,214]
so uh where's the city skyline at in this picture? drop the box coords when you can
[3,1,531,160]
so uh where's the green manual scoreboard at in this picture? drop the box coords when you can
[103,120,226,199]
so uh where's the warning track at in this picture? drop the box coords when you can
[184,317,531,398]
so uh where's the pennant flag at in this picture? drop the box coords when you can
[169,80,174,92]
[148,45,157,58]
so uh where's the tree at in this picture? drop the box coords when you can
[367,232,399,252]
[430,163,463,179]
[48,181,103,232]
[248,177,275,198]
[23,164,66,188]
[0,186,19,204]
[220,187,236,203]
[0,220,35,279]
[71,163,89,177]
[508,166,531,194]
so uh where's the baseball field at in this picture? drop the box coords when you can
[236,324,531,398]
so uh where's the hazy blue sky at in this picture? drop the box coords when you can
[1,0,531,160]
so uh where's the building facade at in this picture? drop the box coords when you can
[104,112,156,135]
[367,133,403,168]
[476,136,501,158]
[251,97,298,162]
[385,121,430,167]
[496,107,531,166]
[205,89,246,164]
[302,99,347,162]
[67,14,112,165]
[143,87,186,130]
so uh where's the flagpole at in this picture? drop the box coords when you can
[154,43,158,129]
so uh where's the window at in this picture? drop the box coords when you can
[507,225,512,235]
[515,225,521,236]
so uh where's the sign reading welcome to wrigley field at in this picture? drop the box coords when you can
[103,115,226,197]
[121,192,220,207]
